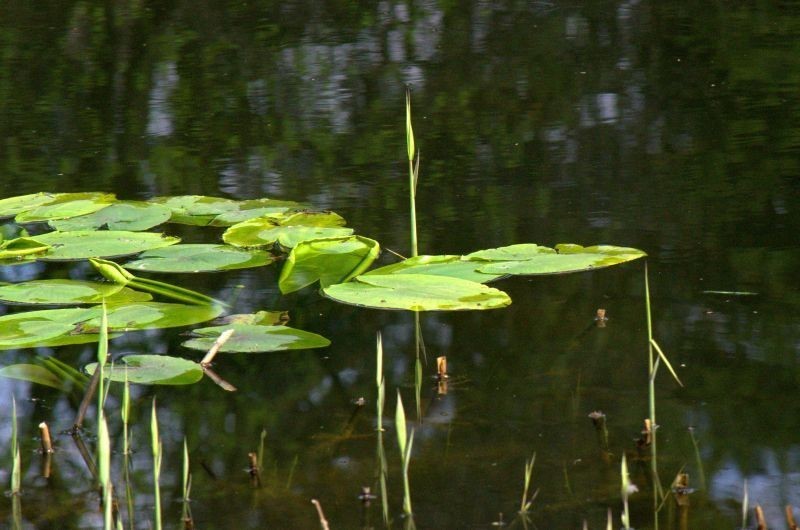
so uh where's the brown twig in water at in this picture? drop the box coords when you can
[200,329,235,366]
[201,365,237,392]
[755,504,767,530]
[786,505,798,530]
[39,422,54,453]
[248,452,262,487]
[311,499,330,530]
[73,367,101,431]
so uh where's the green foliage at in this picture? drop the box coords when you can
[279,235,380,293]
[50,201,172,232]
[124,244,273,273]
[85,355,204,385]
[0,280,151,305]
[31,231,180,260]
[181,323,330,353]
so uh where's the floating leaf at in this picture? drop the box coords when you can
[93,302,223,332]
[210,198,306,226]
[465,244,555,261]
[85,355,203,385]
[322,274,512,311]
[149,195,238,225]
[182,323,330,353]
[0,280,152,305]
[365,255,502,283]
[0,193,56,219]
[49,201,172,232]
[124,244,273,273]
[0,237,51,260]
[0,307,95,350]
[223,211,349,248]
[279,236,380,294]
[472,244,646,275]
[30,231,180,260]
[15,192,116,223]
[210,311,288,326]
[0,364,66,390]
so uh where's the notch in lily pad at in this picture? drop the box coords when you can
[182,322,330,353]
[223,211,351,249]
[49,201,172,232]
[124,244,273,273]
[30,230,180,261]
[466,243,646,275]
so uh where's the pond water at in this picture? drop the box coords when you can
[2,1,800,529]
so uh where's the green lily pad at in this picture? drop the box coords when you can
[0,307,95,350]
[15,192,116,223]
[94,302,223,332]
[124,244,273,273]
[0,280,152,305]
[182,323,330,353]
[85,355,203,385]
[365,255,502,283]
[223,211,349,248]
[0,193,57,219]
[465,244,556,261]
[0,364,65,390]
[322,274,512,311]
[279,236,380,294]
[210,311,289,326]
[210,198,306,226]
[474,244,646,275]
[49,201,173,231]
[149,195,238,225]
[30,230,180,260]
[0,237,50,260]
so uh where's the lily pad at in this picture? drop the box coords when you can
[149,195,238,225]
[94,302,223,332]
[279,236,380,294]
[365,255,502,283]
[465,244,555,261]
[30,231,180,260]
[0,307,96,350]
[0,193,57,219]
[322,274,512,311]
[15,192,116,223]
[85,355,203,385]
[49,201,173,232]
[0,237,50,260]
[182,323,330,353]
[223,211,349,248]
[210,198,306,226]
[0,280,152,305]
[124,244,273,273]
[0,364,65,390]
[474,244,646,275]
[209,311,289,326]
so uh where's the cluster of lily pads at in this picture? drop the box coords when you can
[0,191,645,388]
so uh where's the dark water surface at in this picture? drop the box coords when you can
[2,1,800,528]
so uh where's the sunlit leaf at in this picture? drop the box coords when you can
[182,323,330,353]
[0,280,151,305]
[210,198,306,226]
[85,355,203,385]
[0,364,66,390]
[365,255,502,283]
[223,211,349,248]
[15,192,116,223]
[0,237,50,260]
[322,274,512,311]
[124,244,273,273]
[0,193,56,219]
[49,201,172,231]
[0,307,93,350]
[472,244,646,275]
[210,311,288,326]
[465,244,555,261]
[279,236,380,294]
[31,231,180,260]
[94,302,223,332]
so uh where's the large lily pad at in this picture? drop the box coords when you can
[0,307,97,350]
[279,236,380,294]
[93,302,223,332]
[465,244,555,261]
[0,193,57,219]
[0,280,152,305]
[322,274,512,311]
[182,323,330,353]
[30,231,180,260]
[149,195,238,225]
[15,192,116,223]
[223,211,349,248]
[85,355,203,385]
[49,201,172,232]
[210,198,306,226]
[365,255,502,283]
[124,244,273,273]
[473,244,646,275]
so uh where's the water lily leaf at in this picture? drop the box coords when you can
[182,323,330,353]
[92,302,223,332]
[322,274,512,311]
[223,211,349,248]
[49,201,172,232]
[209,311,288,326]
[15,192,116,223]
[85,355,203,385]
[124,244,273,273]
[0,193,57,219]
[30,231,180,260]
[279,236,380,294]
[464,244,556,261]
[365,255,502,283]
[0,307,94,350]
[0,280,151,305]
[475,244,646,275]
[210,198,306,226]
[149,195,238,225]
[0,364,65,390]
[0,237,50,260]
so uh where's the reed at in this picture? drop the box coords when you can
[395,391,415,516]
[376,332,385,431]
[741,480,749,529]
[405,88,419,257]
[181,437,193,528]
[620,453,635,530]
[151,398,163,530]
[519,451,538,514]
[11,395,21,495]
